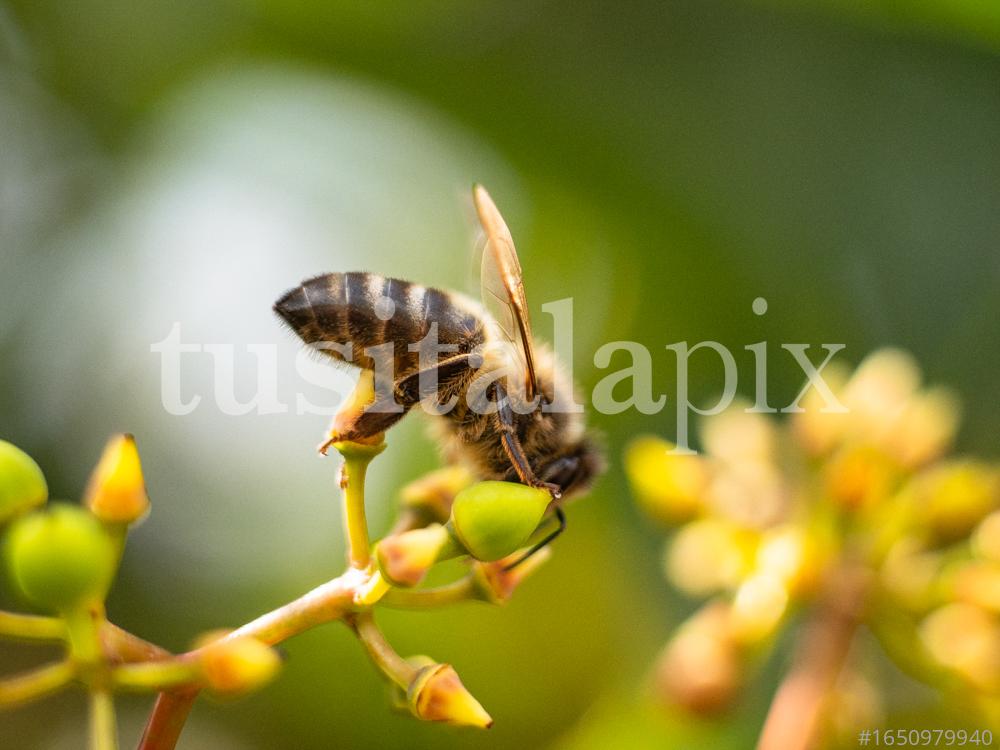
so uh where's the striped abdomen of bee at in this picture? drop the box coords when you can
[275,270,489,441]
[274,271,602,500]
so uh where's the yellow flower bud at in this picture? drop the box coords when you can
[823,445,898,511]
[84,434,150,525]
[974,511,1000,563]
[949,561,1000,614]
[375,524,460,587]
[655,602,741,715]
[880,538,942,612]
[755,525,817,596]
[0,440,47,523]
[624,436,707,524]
[666,519,754,595]
[729,572,788,643]
[449,481,550,562]
[401,466,476,523]
[407,663,492,728]
[5,505,116,612]
[916,460,1000,542]
[920,603,1000,692]
[197,634,281,696]
[889,388,960,468]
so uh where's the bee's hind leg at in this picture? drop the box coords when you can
[320,355,474,453]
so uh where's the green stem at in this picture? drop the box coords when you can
[89,688,119,750]
[0,661,75,708]
[65,602,106,666]
[113,660,200,692]
[0,610,67,642]
[382,577,477,609]
[343,457,372,568]
[352,611,418,688]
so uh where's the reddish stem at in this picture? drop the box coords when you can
[138,689,199,750]
[756,567,869,750]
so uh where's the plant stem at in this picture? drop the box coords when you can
[137,569,361,750]
[0,610,67,642]
[0,661,75,708]
[138,690,198,750]
[382,577,477,609]
[351,611,418,688]
[113,660,200,691]
[756,566,869,750]
[101,622,172,664]
[89,688,119,750]
[343,458,372,568]
[65,602,106,666]
[141,433,385,749]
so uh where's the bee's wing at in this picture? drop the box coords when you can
[473,184,538,401]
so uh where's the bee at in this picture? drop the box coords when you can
[274,185,603,555]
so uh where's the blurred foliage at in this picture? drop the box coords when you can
[1,0,999,747]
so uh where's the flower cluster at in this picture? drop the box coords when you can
[0,376,559,748]
[626,349,1000,743]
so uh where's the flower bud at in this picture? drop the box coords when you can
[973,511,1000,563]
[472,546,552,604]
[407,663,493,728]
[388,655,436,712]
[880,538,942,612]
[655,602,741,715]
[916,460,1000,542]
[449,481,550,562]
[84,434,149,525]
[755,524,817,597]
[666,519,753,595]
[823,445,897,511]
[401,466,475,523]
[920,603,1000,691]
[197,634,281,695]
[949,561,1000,613]
[0,440,47,523]
[625,436,707,525]
[375,524,460,587]
[5,505,115,611]
[729,572,788,643]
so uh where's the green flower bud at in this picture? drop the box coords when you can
[0,441,48,523]
[449,481,550,562]
[5,505,116,612]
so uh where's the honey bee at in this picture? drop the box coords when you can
[274,185,603,552]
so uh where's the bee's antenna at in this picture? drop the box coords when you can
[502,506,566,571]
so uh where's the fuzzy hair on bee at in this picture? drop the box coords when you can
[273,186,604,502]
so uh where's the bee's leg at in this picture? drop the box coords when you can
[502,506,566,570]
[329,354,473,447]
[493,381,562,499]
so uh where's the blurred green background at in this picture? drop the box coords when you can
[1,1,999,747]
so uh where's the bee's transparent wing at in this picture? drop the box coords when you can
[473,184,538,401]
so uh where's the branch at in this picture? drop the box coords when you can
[756,566,869,750]
[0,610,67,643]
[351,611,418,687]
[138,568,362,750]
[0,661,75,709]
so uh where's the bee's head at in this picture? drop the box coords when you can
[541,436,605,499]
